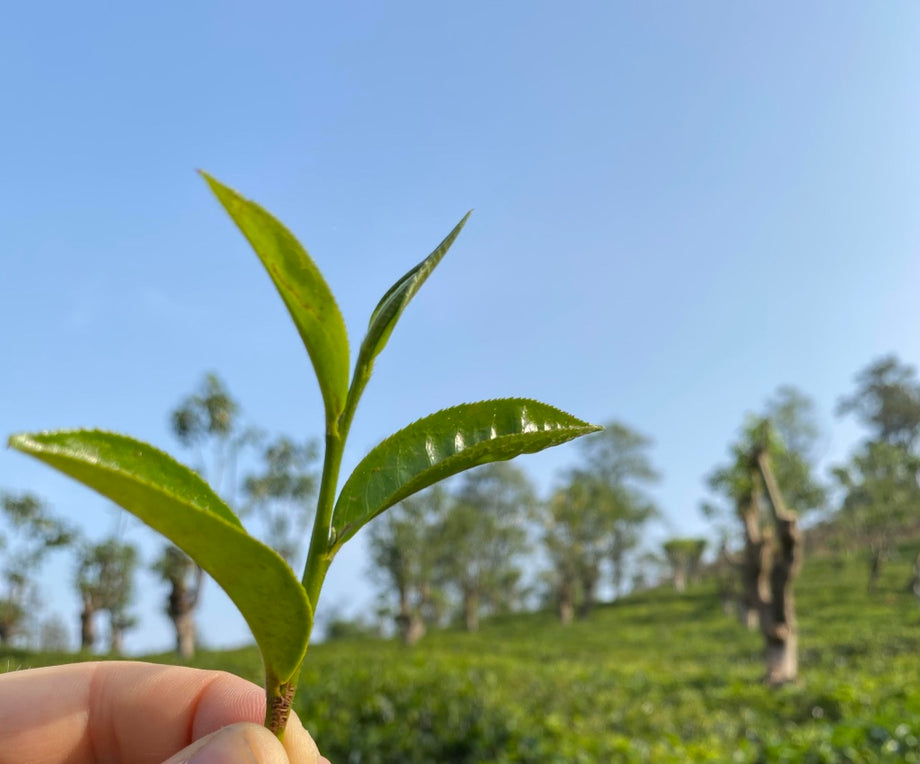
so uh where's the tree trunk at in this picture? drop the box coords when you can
[755,450,802,686]
[610,549,626,600]
[173,611,196,659]
[762,517,800,684]
[398,613,426,645]
[867,547,883,594]
[395,586,426,645]
[908,553,920,601]
[109,614,124,655]
[109,628,123,655]
[740,506,766,632]
[672,566,687,592]
[557,579,575,625]
[715,541,741,616]
[577,569,598,619]
[80,605,96,651]
[462,588,479,632]
[167,565,203,659]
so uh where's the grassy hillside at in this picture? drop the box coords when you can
[6,549,920,763]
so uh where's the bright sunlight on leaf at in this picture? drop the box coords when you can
[8,430,310,683]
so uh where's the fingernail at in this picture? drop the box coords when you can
[191,728,258,764]
[169,725,259,764]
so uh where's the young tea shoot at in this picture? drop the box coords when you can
[9,174,601,737]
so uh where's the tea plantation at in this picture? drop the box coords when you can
[6,551,920,763]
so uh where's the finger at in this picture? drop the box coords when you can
[0,661,324,764]
[280,709,330,764]
[161,723,290,764]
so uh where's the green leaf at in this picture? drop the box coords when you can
[201,172,349,426]
[331,399,601,549]
[9,429,310,682]
[356,212,471,374]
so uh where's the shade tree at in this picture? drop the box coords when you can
[242,435,320,567]
[75,537,138,653]
[367,485,450,644]
[437,463,536,632]
[832,441,920,593]
[543,474,606,623]
[837,355,920,450]
[661,537,706,592]
[0,492,74,646]
[163,373,253,657]
[152,545,203,659]
[579,422,660,600]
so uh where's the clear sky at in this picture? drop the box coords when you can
[3,3,920,653]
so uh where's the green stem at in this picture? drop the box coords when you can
[301,367,369,612]
[302,429,344,608]
[288,366,373,736]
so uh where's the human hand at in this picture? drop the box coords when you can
[0,661,330,764]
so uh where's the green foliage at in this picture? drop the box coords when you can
[556,422,660,599]
[437,463,536,629]
[706,390,826,525]
[11,549,920,762]
[662,537,707,590]
[243,436,320,566]
[0,492,73,645]
[171,372,241,447]
[543,472,613,616]
[838,354,920,449]
[76,537,138,628]
[8,174,598,734]
[291,553,920,763]
[833,441,920,589]
[367,485,450,634]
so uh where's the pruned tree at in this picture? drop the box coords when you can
[709,420,805,684]
[243,436,319,567]
[832,441,920,593]
[662,537,706,592]
[0,492,74,646]
[705,388,825,627]
[437,463,535,632]
[75,538,138,653]
[368,485,449,644]
[152,545,203,659]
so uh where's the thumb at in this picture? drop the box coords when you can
[162,721,325,764]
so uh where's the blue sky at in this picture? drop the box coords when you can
[3,3,920,652]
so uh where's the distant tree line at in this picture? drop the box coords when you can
[4,354,920,670]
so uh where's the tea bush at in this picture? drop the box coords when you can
[5,549,920,761]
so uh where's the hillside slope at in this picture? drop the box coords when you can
[6,551,920,762]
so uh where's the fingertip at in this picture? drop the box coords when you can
[165,722,288,764]
[281,711,326,764]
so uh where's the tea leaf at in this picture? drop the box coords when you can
[331,400,601,549]
[201,172,350,426]
[9,429,310,681]
[357,212,471,373]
